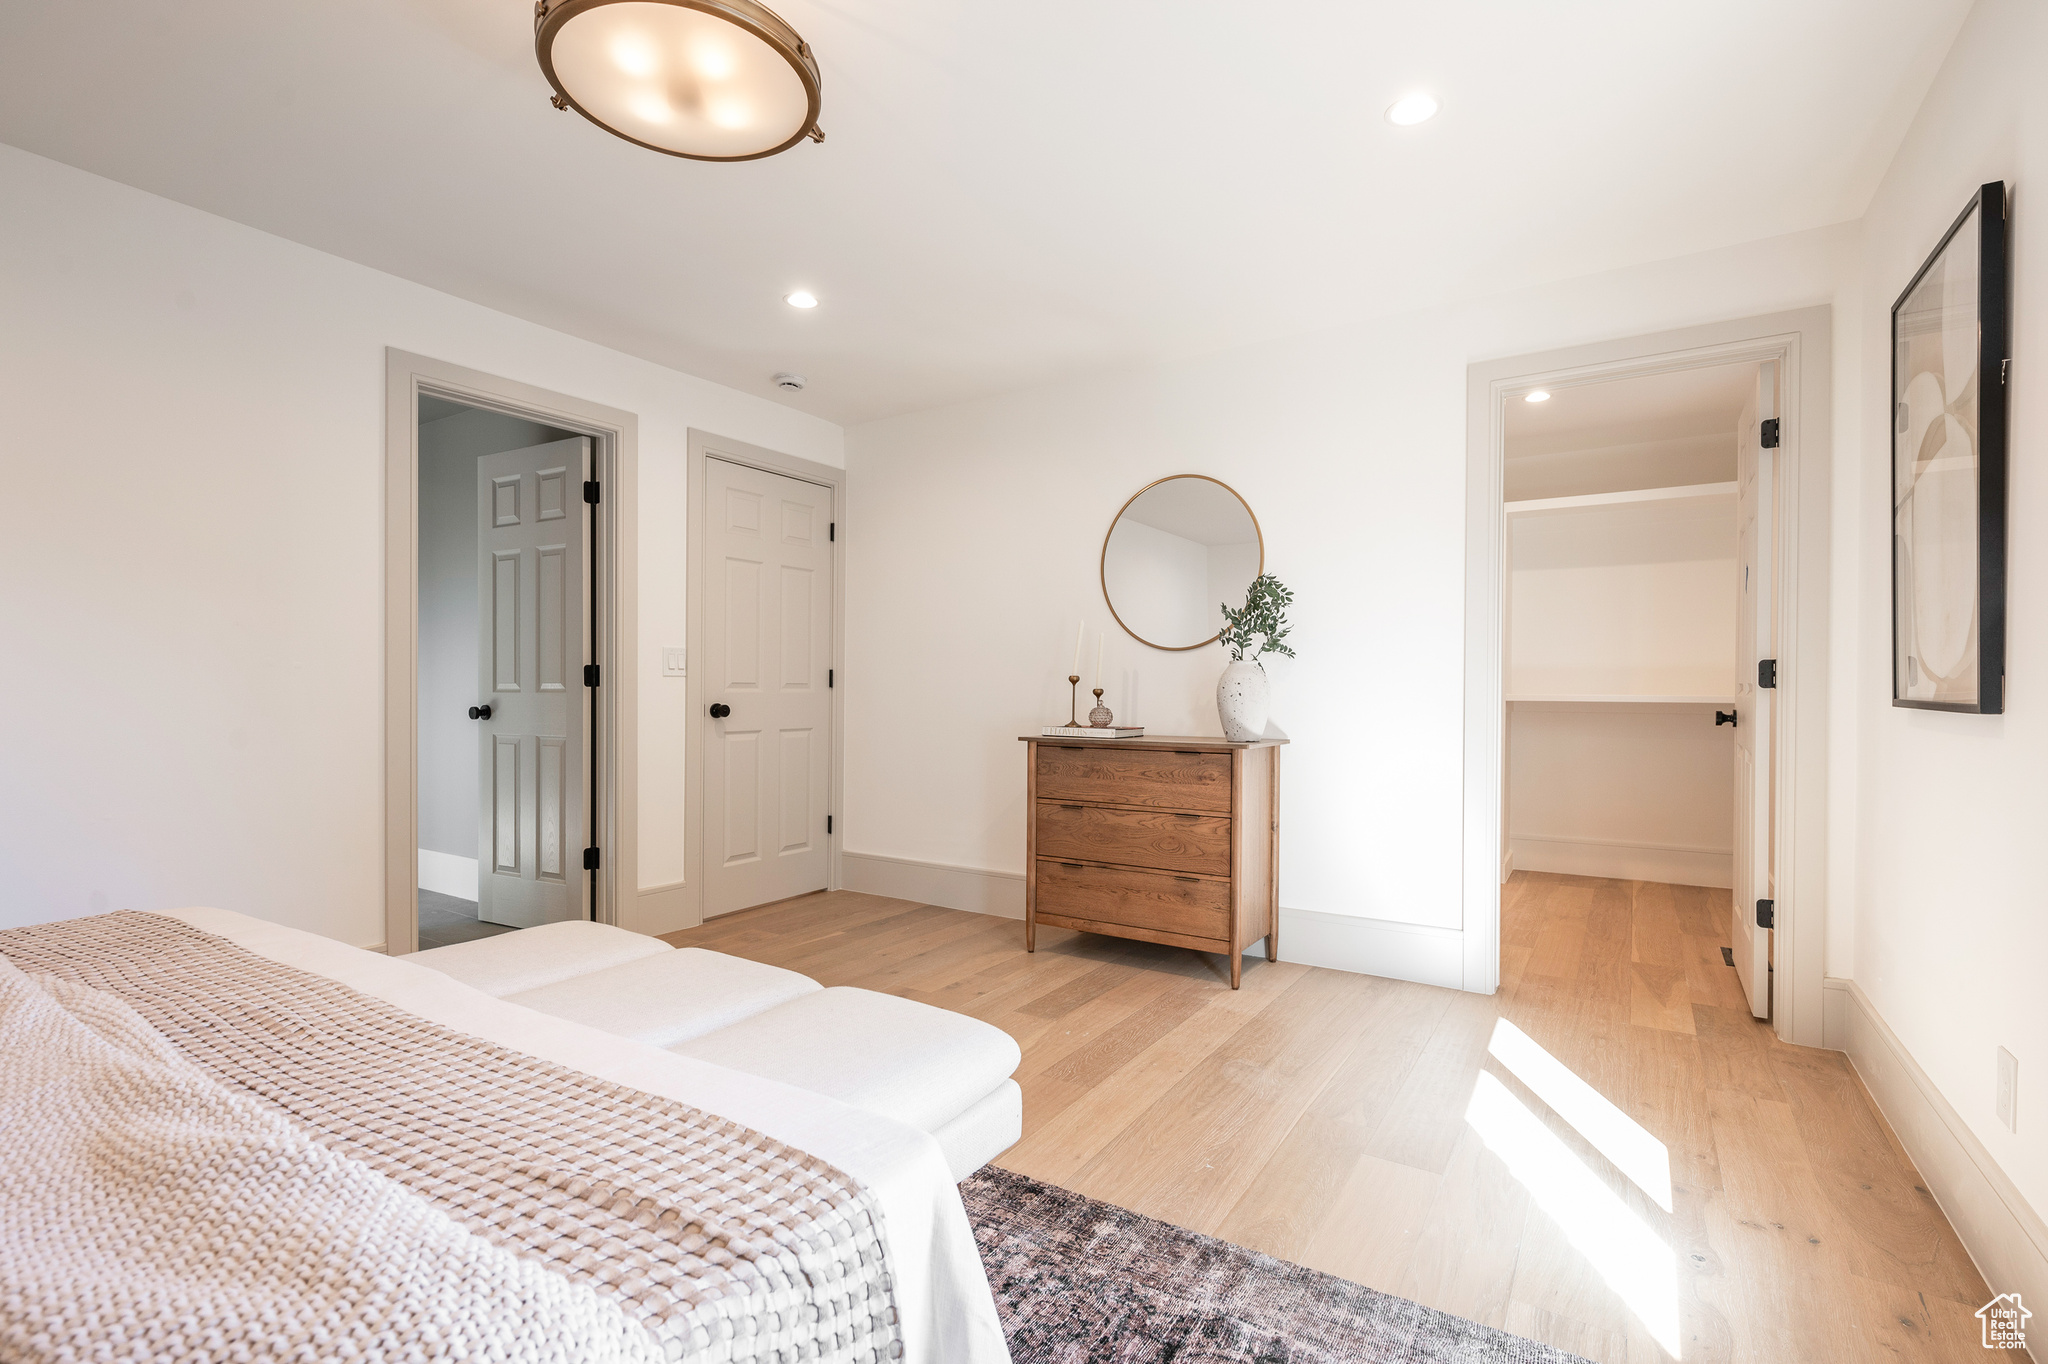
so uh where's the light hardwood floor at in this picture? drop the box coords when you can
[663,871,1993,1363]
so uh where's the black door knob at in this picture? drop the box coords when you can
[1715,709,1737,728]
[709,702,731,718]
[468,704,493,720]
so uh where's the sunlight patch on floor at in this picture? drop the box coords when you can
[1466,1069,1681,1356]
[1487,1018,1672,1212]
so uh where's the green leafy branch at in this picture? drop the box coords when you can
[1218,573,1296,664]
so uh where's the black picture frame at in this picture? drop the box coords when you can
[1891,180,2010,713]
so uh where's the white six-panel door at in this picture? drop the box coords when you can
[475,437,590,928]
[703,457,832,917]
[1731,366,1775,1019]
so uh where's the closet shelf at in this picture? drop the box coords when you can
[1504,481,1738,517]
[1507,694,1737,705]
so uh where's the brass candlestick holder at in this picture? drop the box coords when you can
[1089,688,1114,728]
[1066,675,1082,728]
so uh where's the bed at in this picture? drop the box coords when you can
[0,907,1013,1364]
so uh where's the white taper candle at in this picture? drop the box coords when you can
[1073,621,1084,674]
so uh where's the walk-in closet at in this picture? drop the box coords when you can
[1503,362,1772,896]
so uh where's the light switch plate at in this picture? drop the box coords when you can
[662,647,686,678]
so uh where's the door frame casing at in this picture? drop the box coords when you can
[684,431,846,927]
[383,349,640,955]
[1462,306,1831,1047]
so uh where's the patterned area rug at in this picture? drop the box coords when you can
[962,1167,1590,1364]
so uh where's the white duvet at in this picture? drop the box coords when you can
[155,907,1013,1364]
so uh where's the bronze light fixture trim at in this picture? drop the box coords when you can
[535,0,823,162]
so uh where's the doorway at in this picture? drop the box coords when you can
[1462,307,1831,1046]
[414,397,590,946]
[687,432,845,923]
[1500,361,1775,1019]
[384,351,641,957]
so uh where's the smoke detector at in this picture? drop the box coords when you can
[773,372,806,391]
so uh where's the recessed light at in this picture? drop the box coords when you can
[1385,92,1439,127]
[1525,390,1551,403]
[784,290,818,309]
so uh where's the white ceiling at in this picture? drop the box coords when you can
[0,0,1968,425]
[1505,361,1759,457]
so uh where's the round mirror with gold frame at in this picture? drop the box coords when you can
[1101,475,1264,651]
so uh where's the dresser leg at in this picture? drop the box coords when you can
[1230,951,1241,989]
[1265,929,1278,964]
[1025,915,1036,952]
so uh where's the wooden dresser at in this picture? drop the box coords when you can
[1020,734,1283,988]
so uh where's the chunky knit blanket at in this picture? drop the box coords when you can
[0,913,902,1364]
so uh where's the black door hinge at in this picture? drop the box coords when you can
[1758,659,1777,689]
[583,480,600,504]
[582,847,601,871]
[829,521,836,542]
[583,663,599,688]
[1756,898,1775,929]
[1760,418,1780,449]
[828,668,834,688]
[826,814,833,835]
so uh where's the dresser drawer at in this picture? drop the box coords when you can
[1034,860,1230,945]
[1034,745,1232,813]
[1035,801,1231,876]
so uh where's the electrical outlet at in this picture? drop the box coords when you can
[662,647,686,678]
[1996,1047,2018,1133]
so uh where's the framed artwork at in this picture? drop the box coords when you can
[1892,180,2011,712]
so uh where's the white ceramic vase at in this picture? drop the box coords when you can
[1216,660,1270,741]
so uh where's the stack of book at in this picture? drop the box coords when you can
[1041,724,1146,738]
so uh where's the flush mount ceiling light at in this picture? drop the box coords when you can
[1524,389,1552,403]
[535,0,823,161]
[784,290,818,308]
[1385,92,1439,126]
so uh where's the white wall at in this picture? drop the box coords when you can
[1507,703,1735,888]
[416,409,577,870]
[0,143,840,947]
[1836,0,2048,1235]
[1508,499,1737,699]
[842,219,1852,960]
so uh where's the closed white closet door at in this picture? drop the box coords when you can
[703,457,832,917]
[1731,366,1774,1019]
[475,437,590,928]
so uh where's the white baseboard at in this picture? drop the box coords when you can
[627,881,696,937]
[841,851,1026,919]
[1500,846,1515,884]
[1509,835,1732,888]
[417,849,477,901]
[1826,977,2046,1346]
[842,852,1466,989]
